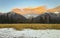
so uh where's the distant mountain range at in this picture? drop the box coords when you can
[0,6,60,23]
[12,6,60,15]
[12,6,46,15]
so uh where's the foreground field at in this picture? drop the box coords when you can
[0,24,60,30]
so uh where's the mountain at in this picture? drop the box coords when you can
[33,12,60,23]
[12,6,47,15]
[47,6,60,12]
[33,13,50,23]
[11,6,60,15]
[7,12,27,23]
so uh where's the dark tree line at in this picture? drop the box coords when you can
[0,12,60,23]
[0,12,27,23]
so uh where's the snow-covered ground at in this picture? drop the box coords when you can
[0,28,60,38]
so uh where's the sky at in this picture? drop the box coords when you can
[0,0,60,12]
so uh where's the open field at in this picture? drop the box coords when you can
[0,24,60,30]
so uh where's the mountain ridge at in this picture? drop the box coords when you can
[11,6,60,15]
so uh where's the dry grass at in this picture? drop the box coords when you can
[0,24,60,30]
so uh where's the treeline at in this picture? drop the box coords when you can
[0,12,27,23]
[0,12,60,23]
